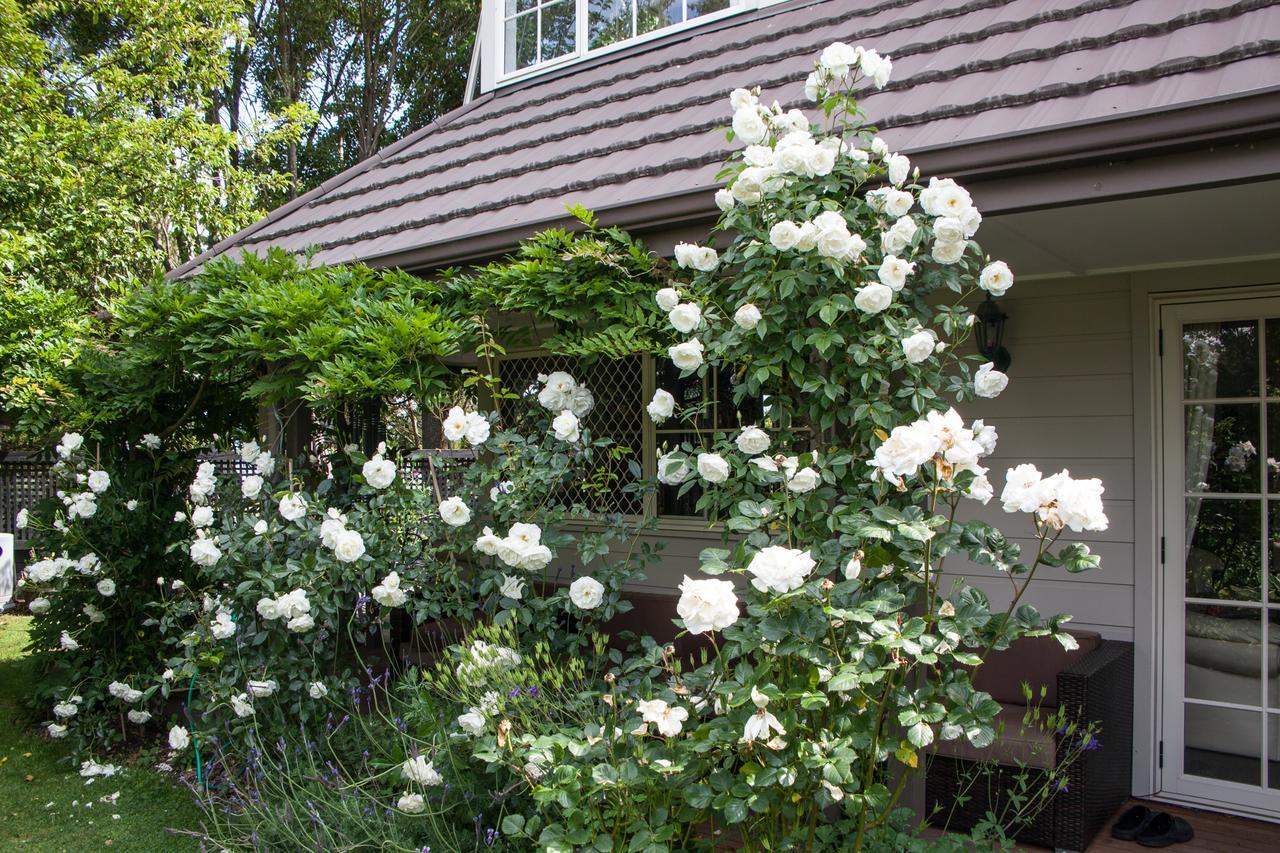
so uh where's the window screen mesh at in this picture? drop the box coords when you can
[498,354,644,516]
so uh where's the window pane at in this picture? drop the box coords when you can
[1185,703,1262,786]
[656,358,712,427]
[505,0,538,14]
[1183,320,1258,399]
[1266,319,1280,396]
[656,431,702,517]
[1186,497,1261,601]
[715,367,763,430]
[589,0,632,48]
[504,12,538,72]
[540,0,577,62]
[1185,604,1263,705]
[1184,402,1259,493]
[636,0,679,36]
[688,0,730,17]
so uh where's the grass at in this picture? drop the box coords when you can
[0,614,202,851]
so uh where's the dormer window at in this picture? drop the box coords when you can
[483,0,764,90]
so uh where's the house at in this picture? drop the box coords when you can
[175,0,1280,832]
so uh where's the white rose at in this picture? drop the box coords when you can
[253,519,268,535]
[57,431,84,458]
[247,679,277,698]
[673,243,720,272]
[538,371,577,411]
[231,693,254,717]
[696,453,730,484]
[239,440,261,463]
[401,755,443,786]
[881,215,918,254]
[53,701,78,719]
[933,216,966,244]
[979,260,1014,296]
[732,107,768,144]
[967,472,995,504]
[669,339,704,371]
[714,188,735,212]
[668,302,702,334]
[551,410,580,443]
[240,471,263,499]
[86,470,110,494]
[736,426,770,455]
[655,287,680,312]
[854,283,893,314]
[128,709,152,724]
[359,454,396,489]
[457,710,486,736]
[59,631,79,651]
[167,726,190,750]
[819,41,858,77]
[439,496,471,527]
[769,220,802,251]
[1052,474,1109,532]
[29,597,50,614]
[96,578,116,597]
[657,452,691,485]
[372,572,408,607]
[677,576,739,634]
[886,153,910,186]
[973,362,1008,398]
[498,573,525,600]
[860,48,893,88]
[872,420,941,483]
[932,240,966,265]
[398,792,426,814]
[254,452,276,477]
[569,576,605,610]
[729,87,757,111]
[877,188,912,217]
[332,529,366,563]
[877,255,914,291]
[140,433,162,450]
[569,386,594,418]
[189,537,222,567]
[920,176,973,217]
[210,609,236,639]
[191,505,214,528]
[734,303,762,331]
[309,682,329,699]
[747,546,816,593]
[287,613,315,633]
[278,493,307,521]
[442,406,468,441]
[475,526,503,556]
[15,508,28,529]
[901,330,935,364]
[647,389,675,423]
[786,466,819,493]
[742,144,774,167]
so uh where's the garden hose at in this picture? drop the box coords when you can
[186,670,204,789]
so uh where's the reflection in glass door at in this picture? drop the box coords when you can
[1163,300,1280,816]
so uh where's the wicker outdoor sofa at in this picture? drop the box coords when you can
[925,632,1135,853]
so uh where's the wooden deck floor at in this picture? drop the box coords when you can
[1023,799,1280,852]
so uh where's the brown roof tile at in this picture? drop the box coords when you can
[174,0,1280,275]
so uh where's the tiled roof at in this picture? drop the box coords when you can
[176,0,1280,275]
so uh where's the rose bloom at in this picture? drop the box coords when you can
[332,528,366,563]
[655,287,680,311]
[697,452,730,484]
[247,679,277,698]
[734,303,762,330]
[457,709,486,736]
[168,726,190,750]
[979,260,1014,296]
[464,412,491,446]
[669,339,705,371]
[647,389,675,423]
[398,792,426,814]
[901,330,935,364]
[731,107,767,144]
[747,546,816,593]
[877,255,914,291]
[569,576,605,610]
[736,426,770,455]
[714,188,735,211]
[309,682,329,699]
[932,240,966,265]
[442,405,469,441]
[551,410,580,443]
[933,216,966,244]
[499,573,525,600]
[673,242,720,272]
[402,755,443,786]
[278,493,307,521]
[668,302,702,334]
[677,576,739,634]
[854,283,893,314]
[438,496,471,527]
[372,571,408,607]
[191,505,214,527]
[881,215,918,254]
[886,152,910,186]
[769,220,802,251]
[475,526,503,556]
[363,455,397,489]
[242,474,264,499]
[96,578,116,597]
[786,466,819,493]
[974,362,1008,398]
[657,452,691,485]
[189,537,222,567]
[882,188,914,217]
[86,470,110,494]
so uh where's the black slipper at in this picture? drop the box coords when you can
[1136,812,1195,847]
[1111,804,1155,840]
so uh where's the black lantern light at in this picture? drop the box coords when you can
[974,295,1011,372]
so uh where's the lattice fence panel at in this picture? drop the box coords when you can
[0,453,56,545]
[401,450,476,498]
[498,355,644,516]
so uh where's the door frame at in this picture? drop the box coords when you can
[1155,294,1280,818]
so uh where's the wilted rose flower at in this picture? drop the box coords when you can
[231,693,253,717]
[647,389,675,423]
[401,755,443,786]
[677,576,739,634]
[747,546,816,593]
[128,709,151,724]
[457,709,486,736]
[438,496,471,527]
[669,339,704,371]
[973,362,1008,398]
[696,452,730,484]
[47,723,68,738]
[60,631,79,651]
[736,426,770,455]
[498,573,525,600]
[53,701,78,719]
[28,597,50,614]
[551,410,580,443]
[638,699,689,737]
[569,576,605,610]
[668,302,702,334]
[15,508,28,529]
[247,679,277,698]
[979,260,1014,296]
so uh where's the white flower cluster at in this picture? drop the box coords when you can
[769,211,865,263]
[749,452,820,493]
[189,461,217,505]
[536,371,594,417]
[676,576,739,635]
[140,432,162,451]
[804,41,893,100]
[255,588,314,633]
[371,570,408,607]
[747,546,816,594]
[60,487,98,520]
[361,452,397,489]
[442,406,492,447]
[1001,465,1108,532]
[25,555,75,584]
[457,639,522,685]
[870,407,997,502]
[210,608,236,640]
[319,508,366,562]
[673,242,720,272]
[475,522,553,572]
[107,680,144,703]
[638,698,689,737]
[239,440,276,477]
[56,431,84,460]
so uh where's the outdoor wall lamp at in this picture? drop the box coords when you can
[974,295,1012,371]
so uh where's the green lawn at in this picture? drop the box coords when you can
[0,615,202,851]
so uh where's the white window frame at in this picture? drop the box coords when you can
[478,0,779,92]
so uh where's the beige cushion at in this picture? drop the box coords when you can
[931,704,1058,770]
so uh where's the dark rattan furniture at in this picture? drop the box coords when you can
[926,638,1134,853]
